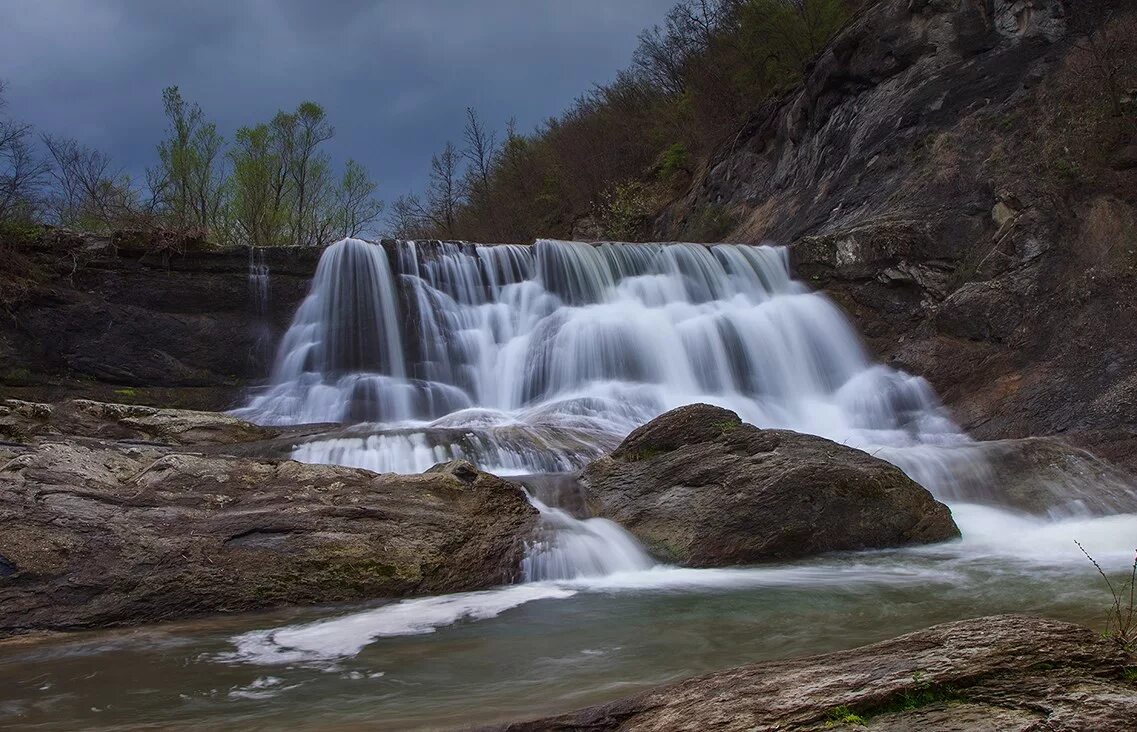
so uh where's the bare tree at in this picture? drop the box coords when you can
[386,193,430,239]
[0,81,49,220]
[426,141,464,237]
[42,134,136,229]
[462,107,499,195]
[335,159,383,238]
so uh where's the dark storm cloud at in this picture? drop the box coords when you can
[0,0,674,205]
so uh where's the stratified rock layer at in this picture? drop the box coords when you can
[581,404,959,566]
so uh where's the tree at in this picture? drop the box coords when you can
[426,141,464,237]
[153,86,226,234]
[462,107,498,198]
[280,102,335,246]
[0,81,49,221]
[335,159,383,238]
[387,193,430,239]
[228,122,289,246]
[42,134,138,230]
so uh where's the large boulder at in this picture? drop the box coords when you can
[580,404,958,566]
[495,615,1136,731]
[0,438,537,636]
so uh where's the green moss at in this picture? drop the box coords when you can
[873,685,963,714]
[1123,667,1137,683]
[624,445,667,462]
[0,366,32,384]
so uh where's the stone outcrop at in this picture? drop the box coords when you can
[494,615,1137,731]
[0,230,323,411]
[0,399,539,637]
[580,404,959,566]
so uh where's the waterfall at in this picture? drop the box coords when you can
[248,247,270,315]
[235,237,967,477]
[248,247,272,369]
[521,494,656,581]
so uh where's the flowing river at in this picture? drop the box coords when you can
[2,238,1135,730]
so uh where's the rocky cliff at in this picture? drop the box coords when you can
[660,0,1137,461]
[0,230,321,410]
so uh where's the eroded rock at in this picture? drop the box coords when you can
[580,404,959,566]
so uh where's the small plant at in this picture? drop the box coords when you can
[113,387,137,400]
[713,419,739,434]
[825,706,866,727]
[1075,540,1137,652]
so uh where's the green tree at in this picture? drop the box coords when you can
[153,86,226,235]
[228,123,289,246]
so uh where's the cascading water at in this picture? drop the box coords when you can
[248,247,273,369]
[236,237,967,484]
[521,494,656,581]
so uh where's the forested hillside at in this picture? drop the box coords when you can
[393,0,863,243]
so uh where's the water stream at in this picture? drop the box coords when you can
[3,237,1135,730]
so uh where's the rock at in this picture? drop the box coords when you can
[1110,144,1137,171]
[991,200,1017,228]
[955,437,1137,517]
[655,0,1137,445]
[0,441,538,636]
[493,615,1137,731]
[580,404,959,566]
[0,398,278,446]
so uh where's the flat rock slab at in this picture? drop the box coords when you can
[581,404,959,566]
[0,438,537,636]
[493,614,1137,731]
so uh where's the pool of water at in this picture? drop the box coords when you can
[2,504,1134,731]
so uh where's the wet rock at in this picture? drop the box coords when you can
[0,443,538,637]
[494,615,1136,731]
[972,438,1137,517]
[580,404,959,566]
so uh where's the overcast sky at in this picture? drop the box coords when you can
[0,0,674,206]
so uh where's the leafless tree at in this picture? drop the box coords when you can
[42,134,136,229]
[386,193,430,239]
[462,107,498,196]
[426,141,464,237]
[0,80,49,220]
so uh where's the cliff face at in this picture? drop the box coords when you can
[0,232,321,410]
[661,0,1137,454]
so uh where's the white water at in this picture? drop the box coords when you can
[227,503,1137,666]
[236,238,966,480]
[225,236,1137,663]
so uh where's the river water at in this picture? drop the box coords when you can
[2,238,1134,729]
[2,504,1134,730]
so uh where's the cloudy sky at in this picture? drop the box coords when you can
[0,0,674,205]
